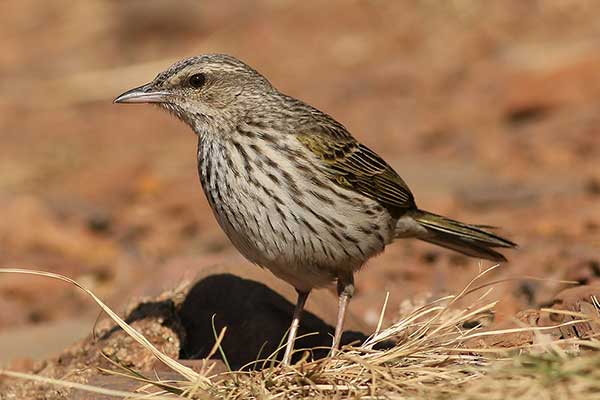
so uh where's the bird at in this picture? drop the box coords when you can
[114,54,516,366]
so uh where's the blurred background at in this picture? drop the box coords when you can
[1,0,599,364]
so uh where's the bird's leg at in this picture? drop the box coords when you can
[331,274,355,356]
[282,289,310,366]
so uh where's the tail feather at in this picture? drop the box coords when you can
[412,210,517,262]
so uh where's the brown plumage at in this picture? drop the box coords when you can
[114,54,516,366]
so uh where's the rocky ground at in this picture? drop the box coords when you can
[0,1,599,398]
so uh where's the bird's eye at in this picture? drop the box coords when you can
[189,73,206,88]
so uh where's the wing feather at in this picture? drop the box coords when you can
[297,134,415,211]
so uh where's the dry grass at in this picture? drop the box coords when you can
[0,266,599,399]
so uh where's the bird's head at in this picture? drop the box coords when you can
[114,54,274,132]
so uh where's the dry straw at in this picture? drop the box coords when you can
[0,266,598,399]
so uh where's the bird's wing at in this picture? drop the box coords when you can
[297,133,416,211]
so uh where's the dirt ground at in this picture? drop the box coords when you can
[0,1,599,397]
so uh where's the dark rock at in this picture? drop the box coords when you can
[179,273,367,369]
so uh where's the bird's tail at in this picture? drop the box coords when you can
[412,210,517,262]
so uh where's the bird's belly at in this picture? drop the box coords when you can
[198,136,394,291]
[213,194,392,291]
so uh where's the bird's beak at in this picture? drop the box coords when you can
[113,83,170,104]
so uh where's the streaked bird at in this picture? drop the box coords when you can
[115,54,516,365]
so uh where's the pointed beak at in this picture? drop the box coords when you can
[113,83,170,104]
